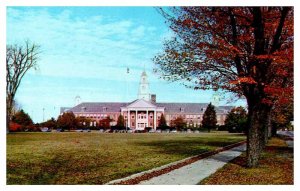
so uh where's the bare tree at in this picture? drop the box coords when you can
[6,41,40,133]
[11,99,22,116]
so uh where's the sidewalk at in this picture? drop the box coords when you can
[139,144,246,185]
[106,142,246,185]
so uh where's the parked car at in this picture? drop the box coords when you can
[76,129,83,132]
[41,127,51,132]
[99,129,104,133]
[56,128,64,132]
[149,129,156,133]
[156,129,162,133]
[104,129,111,133]
[170,129,177,133]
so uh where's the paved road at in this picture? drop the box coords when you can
[139,144,246,185]
[277,130,294,138]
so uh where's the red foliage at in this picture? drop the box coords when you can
[155,7,293,106]
[9,122,22,132]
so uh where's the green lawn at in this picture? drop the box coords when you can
[7,132,245,184]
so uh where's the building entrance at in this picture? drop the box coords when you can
[137,123,146,130]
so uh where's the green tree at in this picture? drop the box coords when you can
[12,109,33,129]
[202,103,217,132]
[225,107,248,133]
[159,113,167,129]
[57,112,77,131]
[116,115,125,128]
[6,41,40,133]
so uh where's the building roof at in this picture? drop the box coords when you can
[65,101,233,114]
[69,102,127,113]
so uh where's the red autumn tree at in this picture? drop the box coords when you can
[99,116,112,129]
[9,122,22,132]
[154,7,293,167]
[57,112,77,130]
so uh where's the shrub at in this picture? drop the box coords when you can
[9,122,22,132]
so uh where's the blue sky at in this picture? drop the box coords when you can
[7,7,246,123]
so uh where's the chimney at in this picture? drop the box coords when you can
[151,94,156,103]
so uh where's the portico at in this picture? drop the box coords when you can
[121,99,164,130]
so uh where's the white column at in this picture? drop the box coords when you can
[146,110,148,127]
[147,109,149,127]
[135,110,138,129]
[127,110,130,128]
[154,110,157,130]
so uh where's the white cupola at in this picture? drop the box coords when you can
[137,71,150,101]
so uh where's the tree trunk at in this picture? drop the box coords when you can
[6,115,10,134]
[266,110,272,139]
[247,108,261,167]
[247,103,270,167]
[6,96,13,134]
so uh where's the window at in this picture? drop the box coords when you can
[150,116,153,119]
[132,122,135,126]
[131,115,135,119]
[180,107,184,112]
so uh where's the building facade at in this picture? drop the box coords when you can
[61,71,232,129]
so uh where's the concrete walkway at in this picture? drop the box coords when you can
[139,144,246,185]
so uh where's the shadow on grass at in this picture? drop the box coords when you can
[225,144,293,168]
[133,137,245,158]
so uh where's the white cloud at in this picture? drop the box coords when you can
[7,7,167,83]
[8,7,240,123]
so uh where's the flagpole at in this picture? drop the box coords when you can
[126,67,129,132]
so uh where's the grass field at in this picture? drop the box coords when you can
[7,132,245,184]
